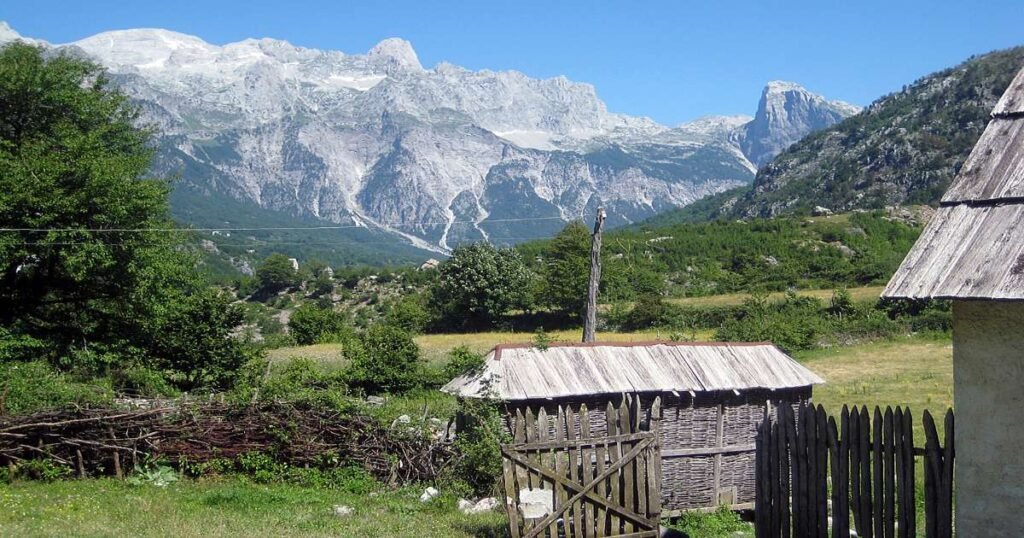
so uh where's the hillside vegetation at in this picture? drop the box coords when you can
[656,46,1024,222]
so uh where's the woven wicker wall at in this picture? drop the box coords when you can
[501,388,811,512]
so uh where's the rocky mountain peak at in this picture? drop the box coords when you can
[740,80,861,168]
[368,37,422,72]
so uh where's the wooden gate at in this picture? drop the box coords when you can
[500,395,662,538]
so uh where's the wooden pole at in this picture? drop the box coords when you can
[583,207,606,342]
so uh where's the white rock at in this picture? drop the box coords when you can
[419,486,439,502]
[366,395,385,407]
[332,505,354,517]
[457,498,475,513]
[469,497,499,514]
[397,414,411,424]
[518,488,554,519]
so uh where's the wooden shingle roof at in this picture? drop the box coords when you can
[884,65,1024,300]
[440,341,823,401]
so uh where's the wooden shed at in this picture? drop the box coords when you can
[883,65,1024,538]
[441,341,823,513]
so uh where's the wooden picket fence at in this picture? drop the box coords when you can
[755,403,954,538]
[500,395,663,538]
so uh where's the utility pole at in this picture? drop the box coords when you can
[583,207,606,343]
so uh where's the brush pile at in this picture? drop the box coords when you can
[0,403,454,484]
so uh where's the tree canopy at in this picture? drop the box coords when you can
[0,43,247,388]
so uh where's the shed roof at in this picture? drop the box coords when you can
[440,341,824,401]
[884,65,1024,300]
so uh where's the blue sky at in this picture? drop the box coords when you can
[2,1,1021,125]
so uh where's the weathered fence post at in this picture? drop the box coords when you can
[582,207,605,343]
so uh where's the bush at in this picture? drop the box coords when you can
[235,358,353,411]
[384,295,431,334]
[288,304,352,345]
[344,325,423,395]
[716,292,826,353]
[448,397,509,496]
[621,295,683,330]
[0,361,114,415]
[442,346,485,381]
[110,366,179,398]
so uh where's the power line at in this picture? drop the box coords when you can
[0,216,569,234]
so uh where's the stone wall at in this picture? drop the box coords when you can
[953,300,1024,537]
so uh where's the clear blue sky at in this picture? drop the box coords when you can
[2,0,1021,125]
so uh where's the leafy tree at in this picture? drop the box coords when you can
[430,243,533,328]
[144,289,251,390]
[255,253,298,295]
[0,43,248,390]
[384,294,431,334]
[288,303,351,345]
[539,221,591,318]
[0,43,172,361]
[343,325,422,394]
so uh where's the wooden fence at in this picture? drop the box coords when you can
[500,395,662,538]
[755,403,954,538]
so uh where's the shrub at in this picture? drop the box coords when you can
[238,358,353,411]
[449,397,509,496]
[716,292,826,353]
[0,361,114,415]
[288,304,352,345]
[442,346,485,381]
[384,295,431,334]
[344,325,423,395]
[110,366,179,398]
[621,294,683,330]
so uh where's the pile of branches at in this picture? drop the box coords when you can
[0,402,455,484]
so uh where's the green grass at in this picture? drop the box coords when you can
[667,285,885,308]
[267,328,716,366]
[798,335,953,418]
[1,336,953,537]
[0,478,506,538]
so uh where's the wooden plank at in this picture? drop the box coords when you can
[902,408,916,538]
[806,403,819,537]
[837,406,851,538]
[884,407,896,538]
[620,398,635,534]
[503,447,523,538]
[779,406,791,538]
[649,397,662,525]
[859,406,874,538]
[787,404,804,538]
[554,406,567,538]
[634,399,648,524]
[873,407,883,538]
[941,410,954,538]
[661,444,757,457]
[565,406,583,538]
[894,408,906,538]
[923,410,939,538]
[579,404,596,538]
[816,405,828,538]
[518,431,653,451]
[606,402,620,536]
[754,415,763,536]
[850,405,863,537]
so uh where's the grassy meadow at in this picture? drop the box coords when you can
[1,332,953,538]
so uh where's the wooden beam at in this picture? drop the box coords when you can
[583,207,605,343]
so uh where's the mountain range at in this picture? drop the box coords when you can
[0,21,858,257]
[652,46,1024,223]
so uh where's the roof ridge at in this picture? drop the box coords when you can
[492,340,776,352]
